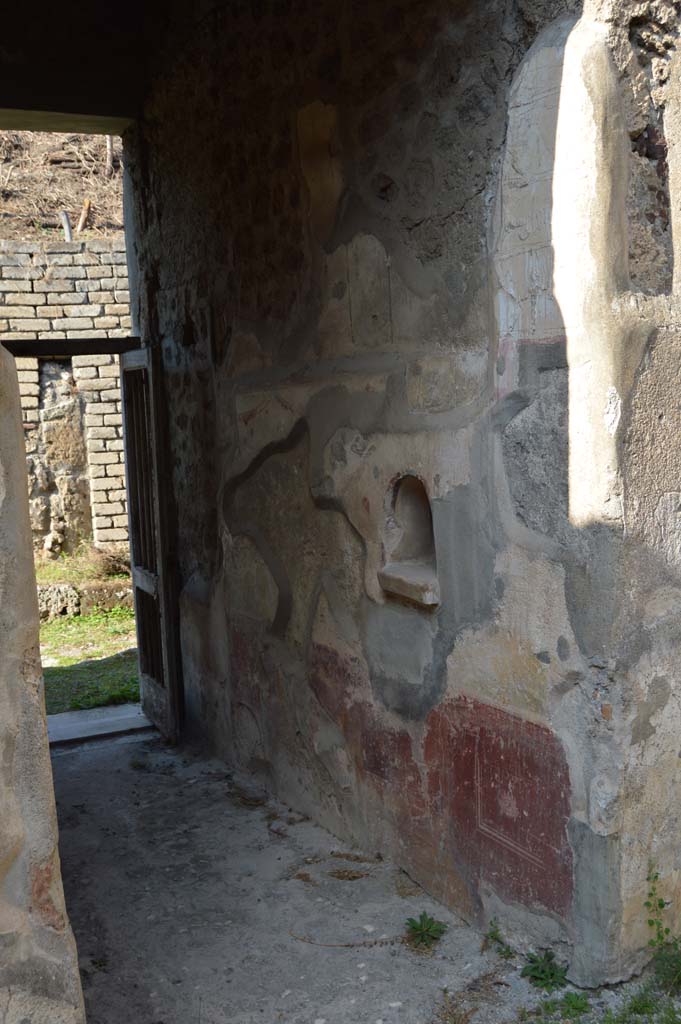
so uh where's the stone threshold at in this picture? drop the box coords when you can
[48,702,153,746]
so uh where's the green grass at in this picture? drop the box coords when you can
[35,543,130,586]
[41,606,139,715]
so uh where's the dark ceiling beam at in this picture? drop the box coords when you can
[0,1,160,134]
[0,108,134,135]
[1,337,142,358]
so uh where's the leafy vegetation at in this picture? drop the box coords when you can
[646,870,681,996]
[520,950,568,993]
[518,993,590,1021]
[514,871,681,1022]
[406,911,447,949]
[602,984,677,1023]
[559,992,591,1019]
[484,917,514,959]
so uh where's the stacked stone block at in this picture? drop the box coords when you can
[0,239,131,551]
[72,354,128,545]
[15,355,39,428]
[72,352,128,544]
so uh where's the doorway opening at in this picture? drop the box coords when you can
[0,129,148,736]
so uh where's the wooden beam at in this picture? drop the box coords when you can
[1,337,142,358]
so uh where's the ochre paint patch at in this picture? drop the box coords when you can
[30,855,66,931]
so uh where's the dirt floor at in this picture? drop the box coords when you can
[51,734,675,1024]
[0,131,124,237]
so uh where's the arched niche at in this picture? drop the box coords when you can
[378,474,439,608]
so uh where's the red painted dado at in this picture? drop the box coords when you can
[308,643,573,916]
[238,636,574,920]
[424,697,573,916]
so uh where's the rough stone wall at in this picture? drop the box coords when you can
[22,358,91,554]
[122,0,681,986]
[0,345,84,1022]
[0,240,131,551]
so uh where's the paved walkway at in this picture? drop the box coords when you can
[50,735,566,1024]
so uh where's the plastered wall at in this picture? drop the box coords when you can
[121,0,681,985]
[0,346,84,1022]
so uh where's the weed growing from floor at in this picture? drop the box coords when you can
[526,994,584,1020]
[628,983,660,1016]
[559,992,591,1018]
[406,911,447,948]
[484,917,514,959]
[601,983,680,1023]
[433,990,475,1024]
[521,950,568,993]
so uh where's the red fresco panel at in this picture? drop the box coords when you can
[425,696,573,916]
[244,633,574,919]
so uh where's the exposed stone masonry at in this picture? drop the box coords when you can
[0,239,131,550]
[22,359,91,554]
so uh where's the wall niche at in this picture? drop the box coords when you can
[378,474,440,608]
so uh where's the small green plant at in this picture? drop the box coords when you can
[433,990,474,1024]
[654,945,681,998]
[406,910,447,948]
[559,991,590,1019]
[624,983,659,1017]
[522,992,590,1022]
[647,869,671,949]
[646,867,681,994]
[484,917,514,959]
[601,982,681,1023]
[521,950,568,993]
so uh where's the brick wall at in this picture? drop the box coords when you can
[0,239,131,551]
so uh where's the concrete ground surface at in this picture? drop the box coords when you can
[51,734,652,1024]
